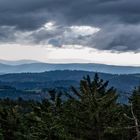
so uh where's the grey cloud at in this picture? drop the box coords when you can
[28,24,140,52]
[0,0,140,52]
[1,0,140,29]
[0,26,17,43]
[92,24,140,52]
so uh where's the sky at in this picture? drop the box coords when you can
[0,0,140,66]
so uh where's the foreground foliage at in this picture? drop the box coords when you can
[0,74,140,140]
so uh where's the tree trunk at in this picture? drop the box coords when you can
[130,103,140,140]
[95,112,103,140]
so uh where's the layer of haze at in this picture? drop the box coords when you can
[0,44,139,66]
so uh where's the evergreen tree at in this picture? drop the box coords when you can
[65,74,119,140]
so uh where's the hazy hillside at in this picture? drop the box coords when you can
[0,59,39,65]
[0,70,139,93]
[0,62,139,74]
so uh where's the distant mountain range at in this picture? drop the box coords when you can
[0,60,139,101]
[0,60,139,74]
[0,59,39,65]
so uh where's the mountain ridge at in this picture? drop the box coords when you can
[0,59,40,65]
[0,62,139,74]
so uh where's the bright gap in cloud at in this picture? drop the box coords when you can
[70,26,100,36]
[44,22,56,30]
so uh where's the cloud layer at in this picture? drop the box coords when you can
[0,0,140,52]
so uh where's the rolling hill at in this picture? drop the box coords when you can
[0,70,139,93]
[0,62,139,74]
[0,70,139,102]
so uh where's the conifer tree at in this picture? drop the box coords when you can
[65,74,118,140]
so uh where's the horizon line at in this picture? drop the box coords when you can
[0,58,140,67]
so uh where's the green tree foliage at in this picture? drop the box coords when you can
[64,74,119,140]
[0,74,139,140]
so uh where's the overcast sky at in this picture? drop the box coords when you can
[0,0,140,66]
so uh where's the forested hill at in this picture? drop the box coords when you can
[0,70,139,93]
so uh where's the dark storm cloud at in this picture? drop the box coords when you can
[0,0,140,52]
[1,0,140,29]
[92,24,140,52]
[0,26,17,43]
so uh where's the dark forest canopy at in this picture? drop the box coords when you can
[0,74,140,140]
